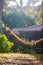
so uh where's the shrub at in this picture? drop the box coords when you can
[0,34,14,53]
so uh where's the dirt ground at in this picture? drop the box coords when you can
[0,53,43,65]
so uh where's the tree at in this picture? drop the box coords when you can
[0,0,3,33]
[0,34,14,53]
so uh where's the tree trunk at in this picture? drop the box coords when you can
[0,0,3,33]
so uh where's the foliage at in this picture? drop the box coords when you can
[0,34,14,53]
[35,4,42,25]
[3,11,35,28]
[3,0,42,29]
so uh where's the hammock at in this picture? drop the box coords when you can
[5,27,43,45]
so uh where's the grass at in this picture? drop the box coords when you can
[0,53,33,57]
[0,53,36,59]
[0,53,43,60]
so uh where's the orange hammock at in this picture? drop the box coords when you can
[6,27,43,45]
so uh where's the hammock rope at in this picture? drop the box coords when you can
[6,27,43,45]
